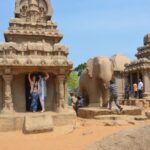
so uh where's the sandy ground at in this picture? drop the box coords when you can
[0,118,150,150]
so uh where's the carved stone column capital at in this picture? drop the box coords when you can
[2,75,14,113]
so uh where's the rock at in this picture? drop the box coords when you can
[24,114,54,134]
[86,125,150,150]
[145,111,150,119]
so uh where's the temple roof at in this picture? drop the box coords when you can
[0,0,72,70]
[111,54,131,71]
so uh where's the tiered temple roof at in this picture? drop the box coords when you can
[0,0,72,69]
[125,33,150,72]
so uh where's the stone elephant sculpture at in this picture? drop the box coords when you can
[79,56,114,107]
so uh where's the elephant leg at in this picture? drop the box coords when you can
[99,96,103,107]
[102,89,109,107]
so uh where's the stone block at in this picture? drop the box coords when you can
[78,106,142,119]
[0,116,24,131]
[78,107,112,119]
[24,114,54,134]
[145,111,150,119]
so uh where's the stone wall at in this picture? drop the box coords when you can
[45,77,56,111]
[114,72,125,95]
[12,74,26,112]
[0,77,3,111]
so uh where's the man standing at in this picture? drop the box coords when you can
[108,80,123,111]
[38,72,49,112]
[138,79,144,99]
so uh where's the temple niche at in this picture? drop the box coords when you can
[0,0,72,113]
[125,33,150,99]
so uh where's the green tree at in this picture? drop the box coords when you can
[67,71,79,91]
[74,63,86,76]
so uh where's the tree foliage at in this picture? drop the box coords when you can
[67,71,79,91]
[74,63,86,76]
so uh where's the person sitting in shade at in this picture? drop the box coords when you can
[38,72,49,112]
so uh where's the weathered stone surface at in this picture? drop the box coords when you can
[78,106,142,119]
[0,0,72,114]
[78,107,112,119]
[86,125,150,150]
[122,99,150,108]
[0,115,24,131]
[121,106,142,115]
[0,111,76,132]
[145,111,150,119]
[24,114,54,134]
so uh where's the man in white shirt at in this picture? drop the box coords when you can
[138,79,144,99]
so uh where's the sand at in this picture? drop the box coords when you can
[0,118,150,150]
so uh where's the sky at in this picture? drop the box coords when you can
[1,0,150,67]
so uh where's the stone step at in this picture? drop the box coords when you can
[121,99,150,108]
[78,106,142,119]
[94,115,148,121]
[94,115,133,120]
[0,110,76,132]
[24,114,54,134]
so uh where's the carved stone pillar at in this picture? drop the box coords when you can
[64,77,68,108]
[56,75,65,112]
[137,72,140,81]
[143,70,150,98]
[124,73,128,85]
[2,75,14,113]
[129,72,133,86]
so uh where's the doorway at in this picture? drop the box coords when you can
[25,73,42,112]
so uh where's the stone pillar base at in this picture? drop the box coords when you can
[1,109,14,114]
[143,92,150,99]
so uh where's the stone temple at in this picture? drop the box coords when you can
[125,33,150,98]
[0,0,73,113]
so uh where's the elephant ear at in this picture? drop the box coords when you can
[86,58,93,78]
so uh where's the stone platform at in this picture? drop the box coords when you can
[78,106,142,119]
[0,109,76,133]
[121,99,150,108]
